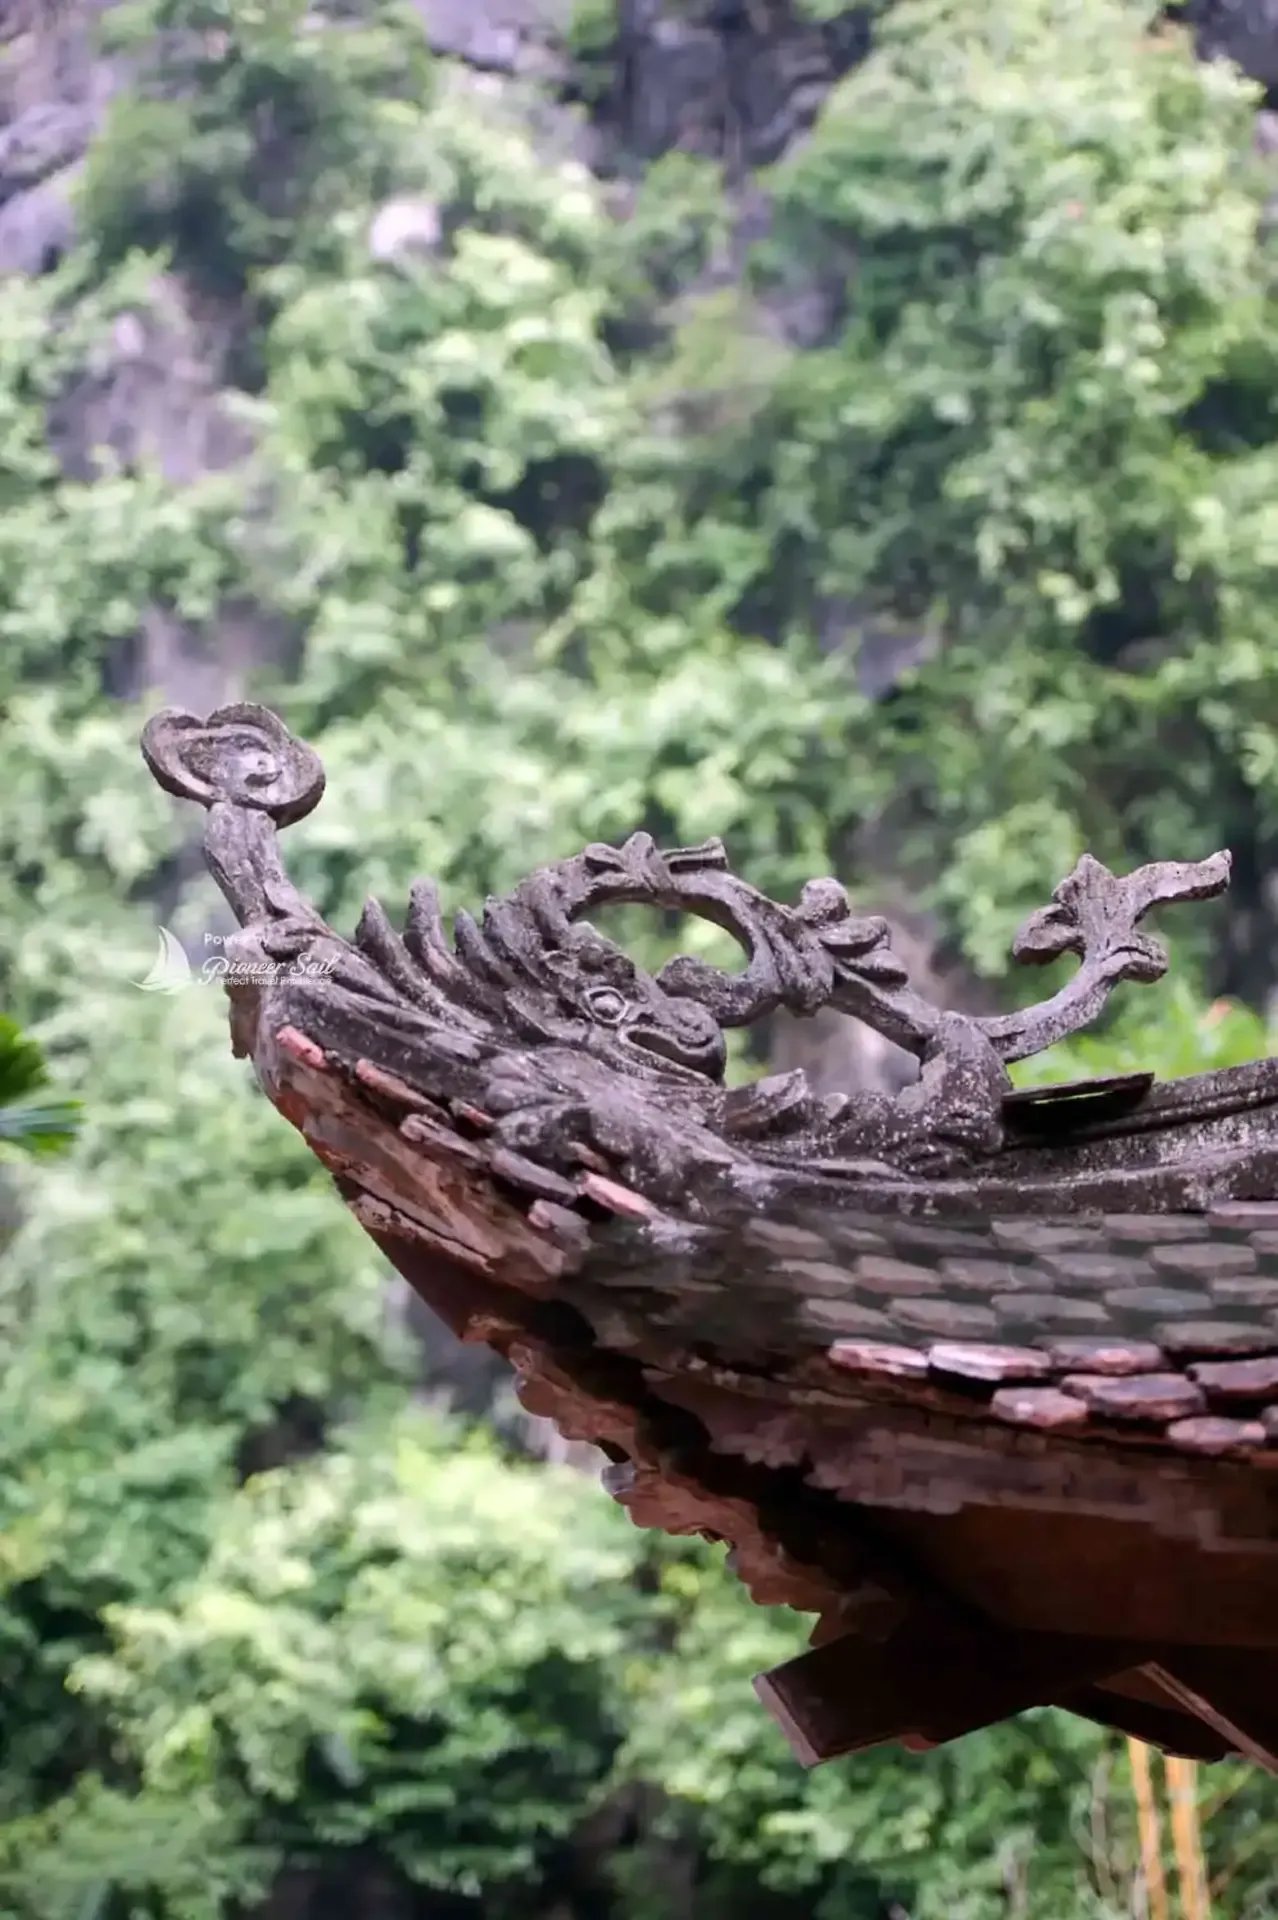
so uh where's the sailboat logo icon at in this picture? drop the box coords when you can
[133,927,193,995]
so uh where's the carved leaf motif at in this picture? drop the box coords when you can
[795,881,909,980]
[1012,852,1231,976]
[984,850,1232,1064]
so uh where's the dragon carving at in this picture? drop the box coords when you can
[140,703,1232,1205]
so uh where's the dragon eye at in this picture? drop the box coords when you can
[586,987,627,1025]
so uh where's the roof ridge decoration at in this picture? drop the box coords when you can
[142,703,1278,1776]
[141,701,1232,1201]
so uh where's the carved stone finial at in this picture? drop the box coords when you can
[141,703,325,825]
[141,702,325,940]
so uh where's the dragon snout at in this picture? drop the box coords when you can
[629,1003,727,1081]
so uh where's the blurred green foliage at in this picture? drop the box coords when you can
[3,0,1278,1912]
[0,1016,80,1155]
[1012,978,1277,1087]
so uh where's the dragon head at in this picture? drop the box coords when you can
[542,927,727,1082]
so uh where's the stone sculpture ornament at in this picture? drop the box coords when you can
[140,701,1232,1201]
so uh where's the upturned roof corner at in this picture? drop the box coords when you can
[141,701,1278,1775]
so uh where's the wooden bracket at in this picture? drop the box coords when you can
[759,1610,1278,1773]
[755,1602,1150,1765]
[1149,1650,1278,1774]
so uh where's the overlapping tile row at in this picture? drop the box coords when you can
[726,1208,1278,1458]
[257,1015,1278,1462]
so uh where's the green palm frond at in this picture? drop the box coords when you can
[0,1015,80,1157]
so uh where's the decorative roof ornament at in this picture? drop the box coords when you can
[142,703,1278,1775]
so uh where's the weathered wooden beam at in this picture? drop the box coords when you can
[1150,1651,1278,1774]
[1056,1681,1235,1764]
[754,1603,1152,1764]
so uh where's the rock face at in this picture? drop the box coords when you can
[5,0,1278,277]
[596,0,870,172]
[1186,0,1278,84]
[413,0,574,73]
[0,0,868,434]
[0,0,875,266]
[0,2,250,561]
[7,0,1274,671]
[406,0,870,167]
[0,0,116,268]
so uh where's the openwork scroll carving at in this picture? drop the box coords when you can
[140,704,1231,1201]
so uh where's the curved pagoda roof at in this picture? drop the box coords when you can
[142,702,1278,1775]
